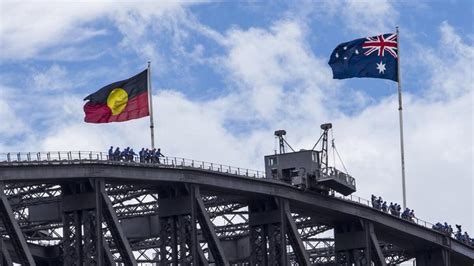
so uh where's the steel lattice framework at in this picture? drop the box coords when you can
[0,151,473,266]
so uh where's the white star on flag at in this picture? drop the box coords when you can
[376,61,386,74]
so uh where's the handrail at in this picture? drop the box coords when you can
[333,192,435,230]
[321,167,356,187]
[0,150,469,246]
[0,151,266,179]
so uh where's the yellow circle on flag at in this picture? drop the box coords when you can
[107,88,128,115]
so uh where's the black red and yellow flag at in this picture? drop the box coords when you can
[83,70,149,123]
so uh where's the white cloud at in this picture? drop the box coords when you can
[341,0,398,35]
[423,21,474,100]
[0,4,472,237]
[218,20,335,122]
[293,0,398,36]
[0,2,109,59]
[0,89,28,137]
[31,65,71,91]
[0,1,190,60]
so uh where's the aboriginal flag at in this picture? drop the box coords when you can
[83,70,149,123]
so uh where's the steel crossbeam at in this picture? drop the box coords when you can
[0,162,472,265]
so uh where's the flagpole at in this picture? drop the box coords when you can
[147,61,155,149]
[396,26,407,209]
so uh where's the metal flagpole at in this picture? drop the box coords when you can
[396,26,407,209]
[147,61,155,149]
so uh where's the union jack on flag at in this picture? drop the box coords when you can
[328,33,399,82]
[362,33,398,58]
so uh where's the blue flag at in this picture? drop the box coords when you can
[328,33,398,82]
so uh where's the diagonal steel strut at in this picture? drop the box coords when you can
[281,200,311,265]
[0,183,35,266]
[101,188,137,266]
[194,186,229,266]
[368,222,387,266]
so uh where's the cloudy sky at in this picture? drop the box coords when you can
[0,1,472,233]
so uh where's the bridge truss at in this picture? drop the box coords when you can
[0,152,473,265]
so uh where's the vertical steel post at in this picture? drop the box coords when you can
[396,26,407,209]
[189,186,199,266]
[95,179,103,266]
[147,61,155,149]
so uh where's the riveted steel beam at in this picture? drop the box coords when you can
[0,183,35,266]
[61,180,103,266]
[1,238,14,266]
[249,197,287,266]
[367,222,387,266]
[102,238,117,266]
[158,184,202,265]
[100,182,137,266]
[194,186,229,266]
[281,200,311,265]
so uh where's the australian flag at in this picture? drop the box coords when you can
[328,33,398,82]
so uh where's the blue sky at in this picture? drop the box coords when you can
[0,0,473,233]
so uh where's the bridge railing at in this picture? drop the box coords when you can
[0,151,449,240]
[335,193,435,230]
[0,151,266,179]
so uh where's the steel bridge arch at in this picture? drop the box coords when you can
[0,158,473,265]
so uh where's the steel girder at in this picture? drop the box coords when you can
[0,182,36,265]
[1,179,465,265]
[100,182,137,266]
[61,180,103,265]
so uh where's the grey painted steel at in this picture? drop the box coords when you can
[368,221,387,266]
[157,184,206,265]
[3,240,60,261]
[1,163,471,259]
[1,238,14,266]
[415,248,451,266]
[282,200,311,265]
[248,198,287,265]
[61,180,103,265]
[101,188,137,266]
[95,179,104,266]
[194,186,229,266]
[0,162,473,264]
[102,238,117,266]
[0,184,36,266]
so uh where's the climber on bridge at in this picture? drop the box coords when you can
[139,148,145,163]
[128,148,136,162]
[389,202,395,214]
[381,201,388,213]
[150,148,156,163]
[108,146,114,160]
[401,208,410,220]
[113,147,121,161]
[120,147,129,161]
[155,148,164,163]
[455,224,462,239]
[144,148,151,163]
[409,209,415,222]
